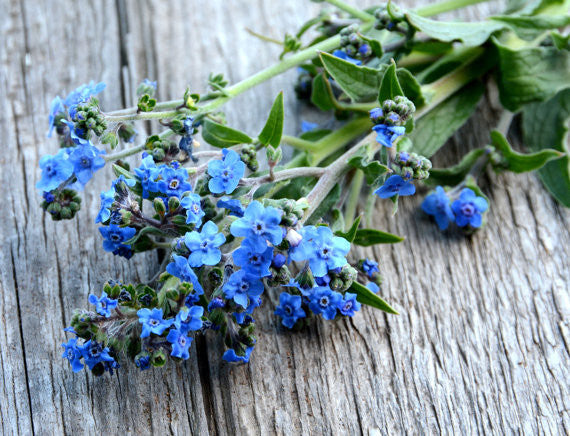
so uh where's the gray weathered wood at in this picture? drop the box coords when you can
[1,0,569,434]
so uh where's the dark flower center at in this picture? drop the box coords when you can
[461,203,475,217]
[150,319,159,326]
[110,234,121,241]
[169,179,180,189]
[320,297,329,307]
[178,336,186,346]
[285,305,293,315]
[45,164,55,175]
[80,157,90,167]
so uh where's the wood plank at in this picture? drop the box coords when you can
[0,0,568,434]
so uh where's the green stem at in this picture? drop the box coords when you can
[105,109,187,123]
[344,169,364,225]
[414,0,490,17]
[104,144,145,162]
[281,135,320,152]
[324,0,375,21]
[312,117,372,165]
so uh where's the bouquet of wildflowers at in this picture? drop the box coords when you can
[40,0,569,375]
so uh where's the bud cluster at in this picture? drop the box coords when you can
[371,95,416,127]
[71,99,107,138]
[392,151,432,180]
[240,143,259,171]
[339,24,372,59]
[41,189,82,220]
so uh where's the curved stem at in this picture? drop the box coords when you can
[241,167,326,187]
[104,144,145,162]
[324,0,375,21]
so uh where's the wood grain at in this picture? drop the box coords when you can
[0,0,568,434]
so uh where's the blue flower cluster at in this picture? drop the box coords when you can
[62,337,117,374]
[422,187,488,230]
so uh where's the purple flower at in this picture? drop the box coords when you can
[362,259,379,277]
[68,143,106,185]
[274,292,305,328]
[99,224,136,253]
[64,81,106,107]
[233,239,273,277]
[61,337,84,372]
[422,186,454,230]
[180,193,205,227]
[451,188,488,228]
[217,196,245,217]
[156,165,192,198]
[80,340,116,370]
[374,175,415,199]
[332,49,362,65]
[47,96,65,137]
[223,346,254,363]
[207,149,246,194]
[174,305,204,333]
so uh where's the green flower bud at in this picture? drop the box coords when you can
[150,349,167,367]
[154,198,166,216]
[167,196,180,213]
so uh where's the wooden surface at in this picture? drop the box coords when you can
[1,0,569,434]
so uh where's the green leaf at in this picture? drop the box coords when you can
[405,11,506,46]
[201,119,253,148]
[394,68,425,107]
[407,82,484,157]
[258,92,284,147]
[378,61,404,103]
[426,148,487,186]
[347,153,390,184]
[112,164,136,180]
[494,38,570,111]
[124,226,167,246]
[359,34,383,57]
[311,73,336,111]
[349,281,399,314]
[491,14,570,40]
[491,130,562,173]
[330,209,345,233]
[523,89,570,207]
[300,128,332,141]
[306,183,341,225]
[550,31,570,50]
[319,51,382,102]
[353,228,404,246]
[334,216,361,243]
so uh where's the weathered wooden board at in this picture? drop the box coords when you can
[1,0,569,434]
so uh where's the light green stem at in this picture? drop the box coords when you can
[104,144,145,162]
[324,0,375,21]
[344,169,364,225]
[414,0,490,17]
[105,109,188,123]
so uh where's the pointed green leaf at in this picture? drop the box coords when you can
[201,119,253,148]
[347,153,390,184]
[426,148,487,186]
[378,61,404,103]
[112,164,136,180]
[353,228,404,246]
[350,281,399,314]
[124,226,167,246]
[360,34,383,57]
[551,31,570,50]
[258,92,284,147]
[311,73,336,111]
[334,216,361,243]
[491,14,570,40]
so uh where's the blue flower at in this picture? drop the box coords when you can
[223,346,254,363]
[166,329,193,360]
[68,143,106,185]
[137,308,174,338]
[61,120,89,145]
[174,305,204,334]
[223,269,264,308]
[156,165,192,198]
[180,193,204,227]
[207,149,246,194]
[217,197,245,217]
[47,96,65,137]
[338,292,361,317]
[99,224,136,253]
[208,297,226,311]
[80,340,116,370]
[95,187,115,223]
[135,354,151,371]
[362,259,379,277]
[372,124,406,148]
[422,186,454,230]
[374,175,415,199]
[274,292,305,328]
[369,107,383,123]
[184,221,226,267]
[308,287,342,320]
[233,239,273,277]
[179,116,195,155]
[88,291,118,317]
[142,78,157,90]
[134,155,160,198]
[230,201,283,252]
[166,254,205,295]
[332,49,362,65]
[36,149,74,191]
[61,337,84,372]
[451,188,488,228]
[289,226,350,277]
[301,121,319,132]
[367,282,380,293]
[64,81,106,107]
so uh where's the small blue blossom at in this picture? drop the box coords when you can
[134,155,159,198]
[95,187,115,223]
[367,282,380,293]
[174,306,204,333]
[289,226,350,277]
[179,116,195,155]
[61,338,84,372]
[223,346,254,363]
[36,149,74,191]
[332,49,362,65]
[184,221,226,267]
[61,120,89,145]
[208,297,226,311]
[88,291,118,317]
[338,292,361,317]
[272,253,287,269]
[69,143,106,185]
[142,78,157,90]
[374,175,415,199]
[166,254,205,295]
[156,165,192,198]
[166,329,193,360]
[223,269,264,308]
[64,81,106,107]
[451,188,488,228]
[301,121,319,132]
[47,96,65,137]
[43,191,55,203]
[308,287,342,320]
[274,292,305,328]
[422,186,454,230]
[234,295,262,324]
[372,124,406,148]
[233,239,273,277]
[180,193,205,227]
[217,197,245,217]
[135,354,151,371]
[361,259,379,277]
[207,149,246,194]
[369,107,383,123]
[230,201,283,252]
[137,308,174,338]
[80,340,116,370]
[99,224,136,253]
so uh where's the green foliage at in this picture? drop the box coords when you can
[335,216,361,242]
[523,89,570,207]
[491,14,570,40]
[311,73,336,111]
[349,281,398,314]
[258,92,284,147]
[137,94,157,112]
[426,148,487,186]
[305,184,341,225]
[347,151,390,185]
[353,229,404,246]
[378,61,404,102]
[494,38,570,111]
[201,119,253,148]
